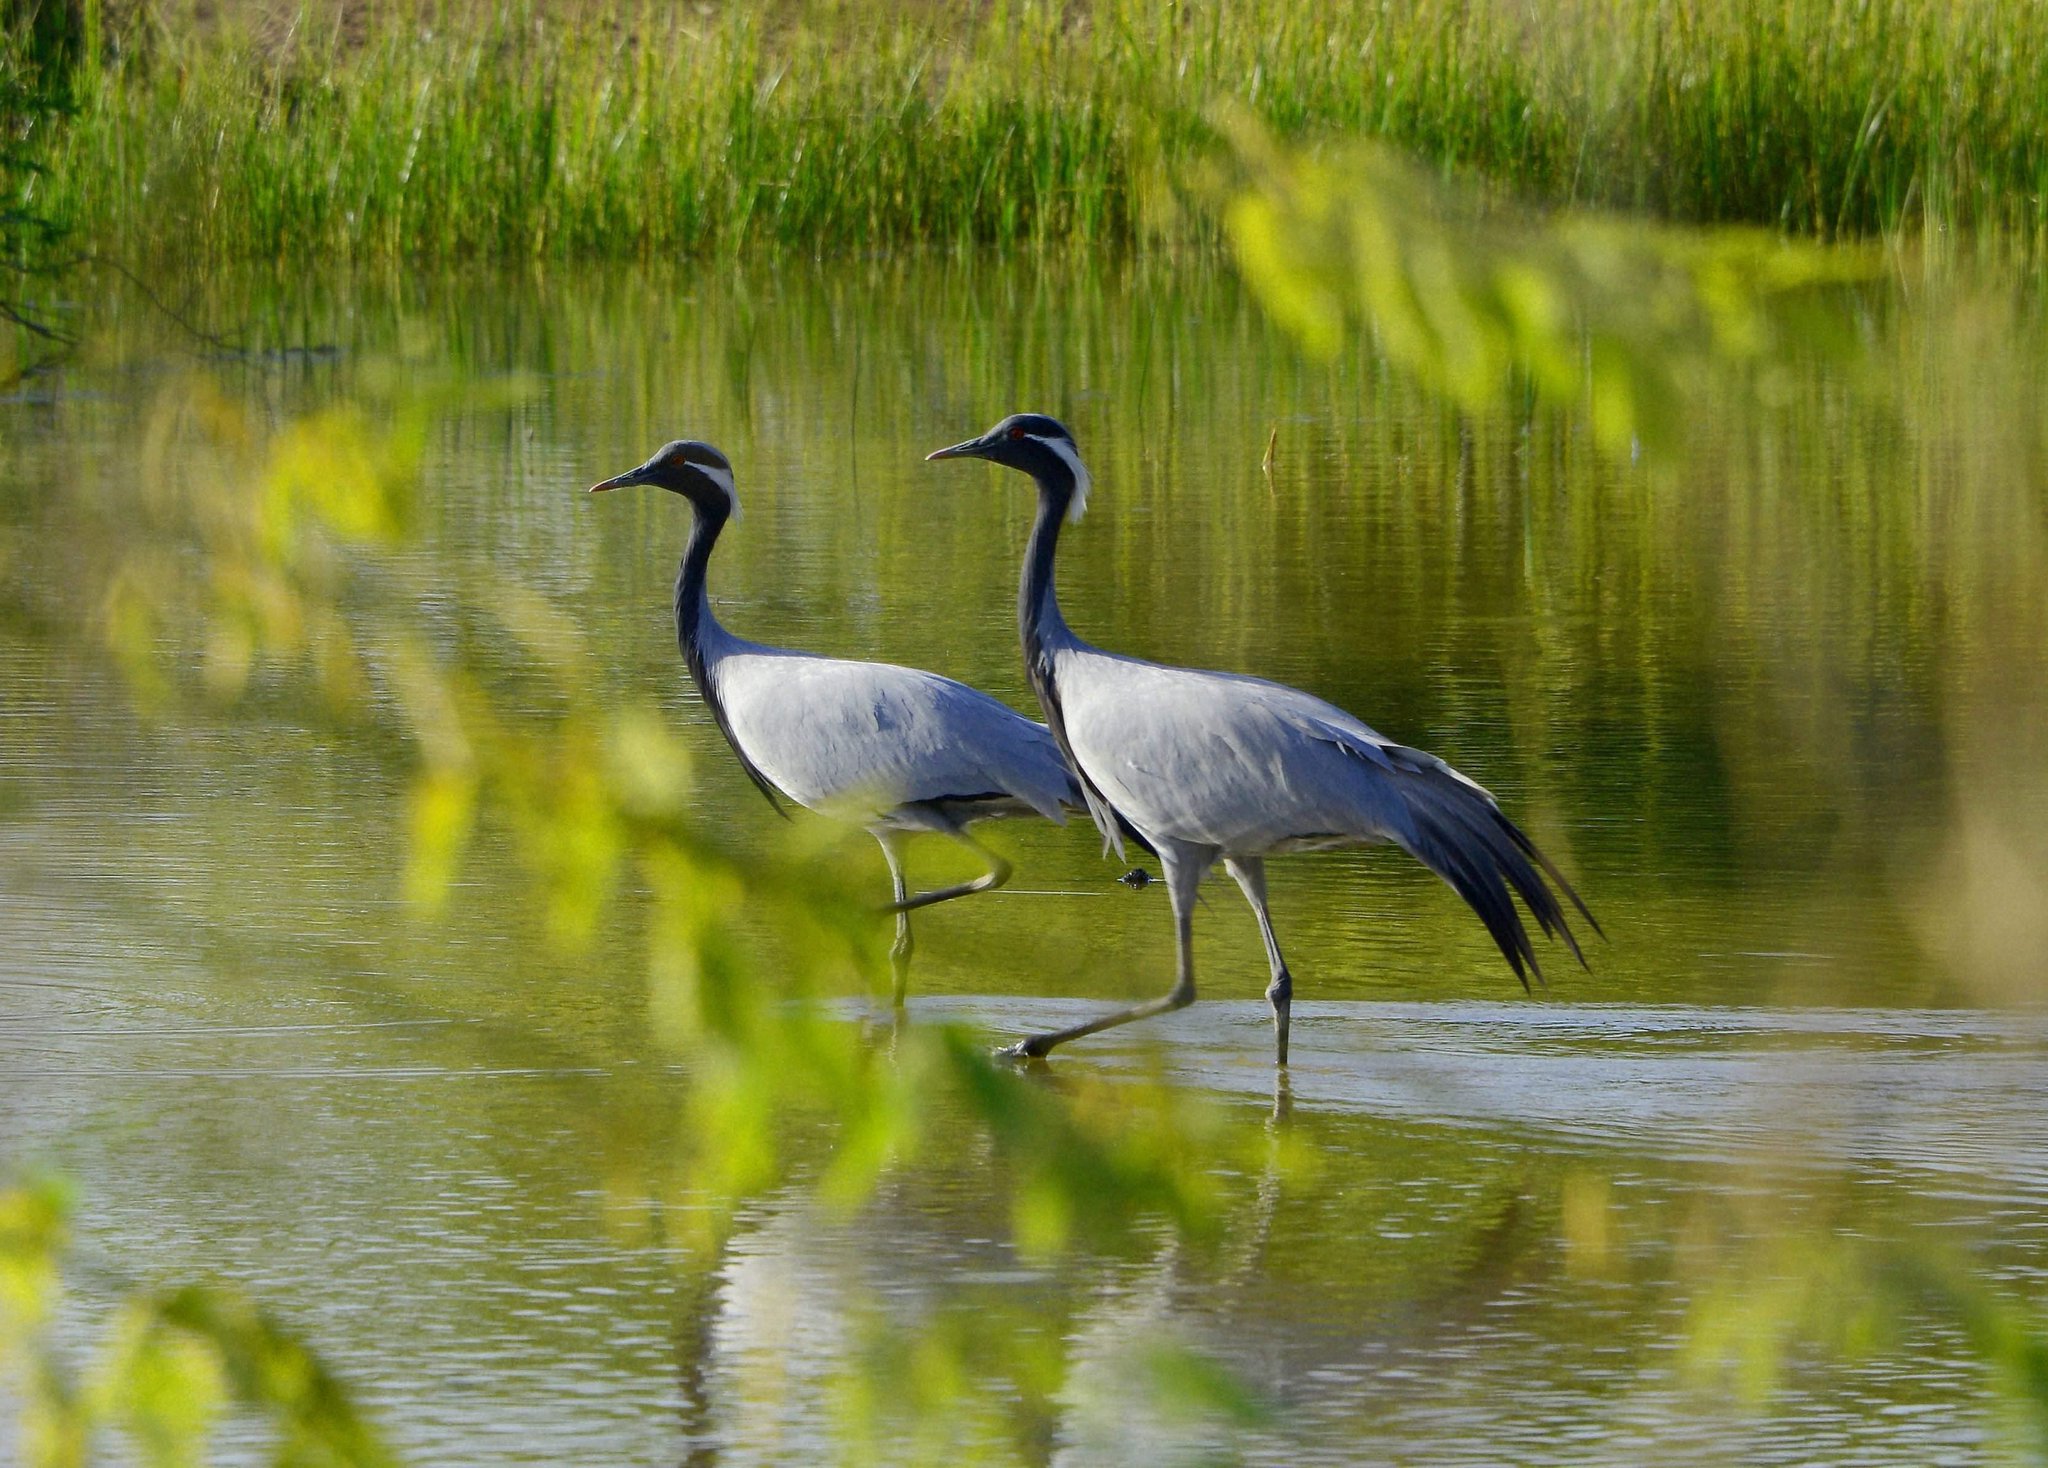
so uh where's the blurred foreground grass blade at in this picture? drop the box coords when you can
[1219,120,1878,458]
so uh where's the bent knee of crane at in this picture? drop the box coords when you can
[980,854,1013,890]
[1266,969,1292,1006]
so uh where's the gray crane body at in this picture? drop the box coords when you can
[592,438,1078,1005]
[1051,644,1486,858]
[930,413,1594,1065]
[703,635,1073,834]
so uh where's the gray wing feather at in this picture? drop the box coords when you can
[711,647,1076,824]
[1057,648,1593,984]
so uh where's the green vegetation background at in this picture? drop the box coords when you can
[8,2,2048,1464]
[20,0,2048,265]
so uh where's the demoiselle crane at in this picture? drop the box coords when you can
[590,439,1079,1005]
[928,415,1596,1064]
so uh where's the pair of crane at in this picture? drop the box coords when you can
[589,415,1595,1066]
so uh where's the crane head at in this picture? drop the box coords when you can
[926,414,1090,521]
[588,440,741,518]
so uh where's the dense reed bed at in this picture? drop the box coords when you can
[26,0,2048,264]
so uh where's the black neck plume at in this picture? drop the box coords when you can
[672,499,725,673]
[1018,466,1116,829]
[1017,474,1071,668]
[673,498,786,815]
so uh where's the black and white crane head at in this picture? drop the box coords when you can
[927,414,1090,520]
[589,439,740,516]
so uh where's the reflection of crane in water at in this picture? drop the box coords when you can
[590,440,1079,1006]
[658,1072,1551,1464]
[658,1093,1292,1465]
[928,416,1599,1065]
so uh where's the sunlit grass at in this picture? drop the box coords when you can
[30,0,2048,266]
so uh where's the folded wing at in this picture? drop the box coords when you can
[712,647,1077,825]
[1057,649,1593,985]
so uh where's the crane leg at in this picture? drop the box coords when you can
[999,841,1214,1060]
[1226,856,1292,1067]
[874,831,916,1009]
[882,829,1012,915]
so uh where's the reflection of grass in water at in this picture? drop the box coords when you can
[33,0,2048,265]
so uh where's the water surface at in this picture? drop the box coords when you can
[3,255,2047,1463]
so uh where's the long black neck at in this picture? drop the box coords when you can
[673,499,785,815]
[1019,467,1114,824]
[1017,474,1073,683]
[673,499,725,677]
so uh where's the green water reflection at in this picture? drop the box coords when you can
[3,254,2047,1463]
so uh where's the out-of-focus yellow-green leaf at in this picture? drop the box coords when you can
[1,1177,85,1468]
[1217,118,1876,459]
[936,1032,1235,1260]
[0,1176,71,1341]
[151,1283,395,1467]
[3,1178,390,1467]
[87,1304,228,1468]
[605,708,695,819]
[1138,1341,1270,1427]
[266,408,418,548]
[99,560,172,709]
[1222,193,1345,359]
[1681,1226,2048,1454]
[490,585,593,692]
[404,766,478,916]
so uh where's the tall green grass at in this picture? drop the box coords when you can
[27,0,2048,264]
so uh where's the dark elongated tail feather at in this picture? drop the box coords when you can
[1393,762,1595,991]
[1116,809,1160,859]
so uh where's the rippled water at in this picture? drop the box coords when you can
[4,255,2048,1463]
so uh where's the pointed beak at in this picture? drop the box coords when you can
[925,435,990,463]
[587,468,645,493]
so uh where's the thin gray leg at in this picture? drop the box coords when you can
[874,830,915,1009]
[884,827,1012,914]
[1226,856,1292,1067]
[999,840,1216,1060]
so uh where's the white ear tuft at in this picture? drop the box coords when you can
[701,464,740,519]
[1038,436,1092,522]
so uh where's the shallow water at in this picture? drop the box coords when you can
[4,255,2048,1463]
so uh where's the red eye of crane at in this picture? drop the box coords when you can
[1008,425,1027,440]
